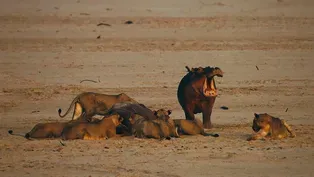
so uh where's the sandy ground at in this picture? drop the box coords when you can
[0,0,314,176]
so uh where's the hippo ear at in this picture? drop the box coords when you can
[167,110,172,115]
[153,111,157,116]
[185,66,191,72]
[254,113,259,119]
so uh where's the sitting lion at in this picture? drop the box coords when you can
[247,113,296,141]
[61,114,123,140]
[58,92,137,120]
[174,119,219,137]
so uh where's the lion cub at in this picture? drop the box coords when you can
[174,119,219,137]
[247,113,296,141]
[61,114,123,140]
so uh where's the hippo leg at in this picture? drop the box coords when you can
[202,97,216,129]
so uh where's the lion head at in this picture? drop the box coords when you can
[252,113,272,132]
[153,109,172,121]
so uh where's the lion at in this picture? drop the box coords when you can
[173,119,219,137]
[58,92,137,121]
[8,118,100,139]
[105,102,158,135]
[247,113,296,141]
[105,103,180,137]
[61,114,123,140]
[129,115,165,140]
[8,122,68,139]
[129,109,179,140]
[152,109,179,138]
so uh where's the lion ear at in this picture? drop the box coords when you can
[254,113,259,119]
[167,110,172,115]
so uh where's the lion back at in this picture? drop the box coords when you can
[270,117,288,137]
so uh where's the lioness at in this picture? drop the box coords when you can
[247,113,296,141]
[130,109,179,140]
[8,118,100,139]
[152,109,179,138]
[61,114,123,140]
[173,119,219,137]
[129,115,165,139]
[8,122,67,139]
[58,92,137,120]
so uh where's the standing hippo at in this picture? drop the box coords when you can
[177,66,223,129]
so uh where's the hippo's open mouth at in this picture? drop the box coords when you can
[202,78,217,97]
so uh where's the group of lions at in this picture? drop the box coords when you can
[8,66,296,141]
[8,100,217,141]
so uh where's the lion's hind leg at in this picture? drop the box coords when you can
[72,102,83,120]
[82,130,106,140]
[282,120,296,138]
[83,134,103,140]
[81,129,93,140]
[82,131,96,140]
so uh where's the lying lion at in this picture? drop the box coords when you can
[130,109,179,140]
[8,122,68,139]
[58,92,137,120]
[8,118,100,139]
[247,113,296,141]
[61,114,123,140]
[174,119,219,137]
[130,115,165,139]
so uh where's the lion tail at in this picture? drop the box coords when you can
[25,133,31,139]
[282,120,296,138]
[201,131,219,137]
[8,130,31,139]
[58,95,80,118]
